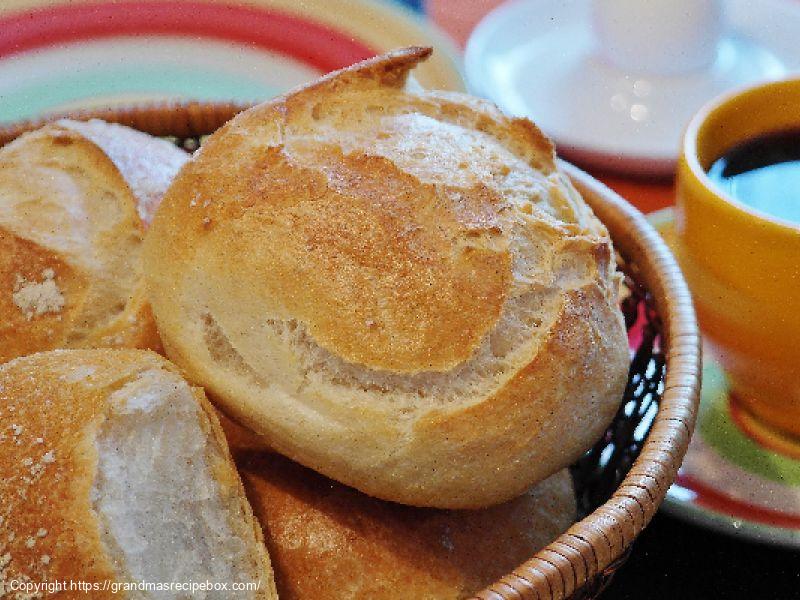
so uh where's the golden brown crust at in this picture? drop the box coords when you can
[0,351,157,596]
[0,119,186,363]
[151,63,513,372]
[0,229,86,363]
[79,285,164,355]
[224,284,627,509]
[194,145,510,371]
[221,415,576,600]
[0,350,276,598]
[403,285,629,506]
[145,48,629,508]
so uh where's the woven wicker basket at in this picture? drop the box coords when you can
[0,102,702,600]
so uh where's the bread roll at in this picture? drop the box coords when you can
[0,119,188,362]
[222,416,575,600]
[145,47,629,508]
[0,349,277,598]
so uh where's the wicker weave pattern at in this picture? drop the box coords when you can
[0,104,701,600]
[479,164,702,600]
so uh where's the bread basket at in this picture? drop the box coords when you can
[0,102,702,600]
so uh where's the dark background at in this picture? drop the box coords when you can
[603,511,800,599]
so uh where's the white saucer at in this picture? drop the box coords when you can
[465,0,800,176]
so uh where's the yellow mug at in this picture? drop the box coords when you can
[676,78,800,439]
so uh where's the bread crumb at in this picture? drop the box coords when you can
[21,458,32,467]
[36,529,47,538]
[10,424,22,436]
[34,438,43,445]
[40,555,50,566]
[25,537,35,549]
[41,451,55,464]
[12,269,65,320]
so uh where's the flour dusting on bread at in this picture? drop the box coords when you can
[12,269,65,320]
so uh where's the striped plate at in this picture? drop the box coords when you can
[0,0,465,123]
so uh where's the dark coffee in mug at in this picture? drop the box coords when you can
[707,128,800,224]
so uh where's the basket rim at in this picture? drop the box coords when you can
[0,101,702,600]
[476,161,701,600]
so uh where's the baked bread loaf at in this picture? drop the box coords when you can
[222,416,576,600]
[145,47,629,508]
[0,119,188,363]
[0,349,277,599]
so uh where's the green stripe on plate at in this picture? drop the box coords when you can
[1,64,280,121]
[698,360,800,486]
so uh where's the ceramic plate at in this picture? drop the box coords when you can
[652,208,800,548]
[465,0,800,175]
[0,0,465,123]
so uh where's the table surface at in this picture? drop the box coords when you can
[604,512,800,599]
[426,1,800,597]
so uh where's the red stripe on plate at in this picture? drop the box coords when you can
[0,1,375,72]
[676,473,800,530]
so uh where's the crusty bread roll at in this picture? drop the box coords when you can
[145,47,629,508]
[0,119,188,363]
[0,349,277,599]
[222,416,576,600]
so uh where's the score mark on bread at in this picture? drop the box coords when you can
[0,119,188,362]
[145,47,630,509]
[0,350,277,599]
